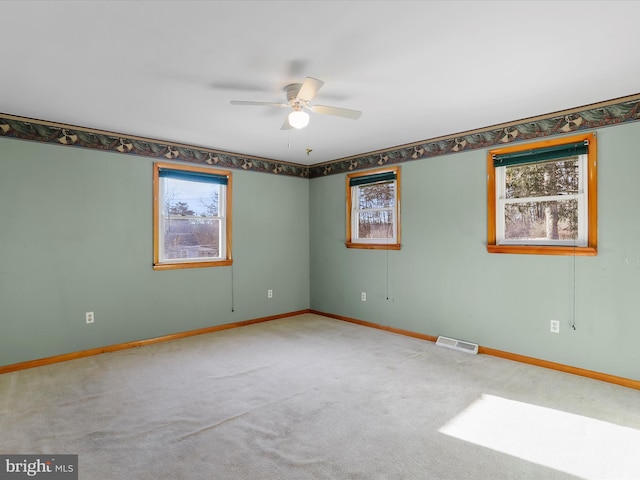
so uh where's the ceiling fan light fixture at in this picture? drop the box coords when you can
[288,110,310,129]
[231,77,361,129]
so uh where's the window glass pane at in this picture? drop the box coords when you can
[504,200,578,241]
[358,210,394,239]
[506,157,579,199]
[161,178,221,261]
[358,182,395,209]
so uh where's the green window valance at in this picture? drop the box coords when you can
[493,141,588,168]
[349,171,396,187]
[159,168,228,185]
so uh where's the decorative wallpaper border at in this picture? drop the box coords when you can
[309,93,640,178]
[0,114,309,178]
[2,93,640,179]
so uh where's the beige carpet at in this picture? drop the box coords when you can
[1,313,639,479]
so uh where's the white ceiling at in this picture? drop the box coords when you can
[2,1,639,166]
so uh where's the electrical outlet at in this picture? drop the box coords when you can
[550,320,559,333]
[361,292,366,301]
[267,289,273,298]
[86,312,95,324]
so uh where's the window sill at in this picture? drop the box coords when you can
[487,245,597,256]
[153,259,233,270]
[346,243,401,250]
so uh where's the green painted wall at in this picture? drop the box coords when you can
[3,120,640,382]
[0,138,309,365]
[310,122,640,381]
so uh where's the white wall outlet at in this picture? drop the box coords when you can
[267,289,273,298]
[550,319,559,333]
[361,292,366,301]
[86,312,95,324]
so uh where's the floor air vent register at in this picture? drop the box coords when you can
[435,336,479,355]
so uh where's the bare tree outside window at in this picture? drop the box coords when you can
[357,182,395,239]
[200,191,219,216]
[504,157,579,242]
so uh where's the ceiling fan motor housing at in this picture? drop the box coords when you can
[284,83,303,107]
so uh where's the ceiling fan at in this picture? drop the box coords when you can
[230,77,362,130]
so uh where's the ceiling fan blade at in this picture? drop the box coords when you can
[230,101,288,107]
[311,105,362,120]
[296,77,324,102]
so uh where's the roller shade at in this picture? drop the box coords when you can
[349,171,396,187]
[159,168,228,185]
[493,141,588,168]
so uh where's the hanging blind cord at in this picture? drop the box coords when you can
[572,246,576,330]
[231,264,235,313]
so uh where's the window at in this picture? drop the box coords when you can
[487,133,597,256]
[153,162,232,269]
[346,166,401,250]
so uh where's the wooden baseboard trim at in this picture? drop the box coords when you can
[311,310,640,391]
[478,346,640,390]
[0,309,312,375]
[6,308,638,391]
[310,310,439,343]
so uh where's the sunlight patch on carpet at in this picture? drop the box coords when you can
[439,394,640,479]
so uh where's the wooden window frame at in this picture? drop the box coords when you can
[487,133,597,256]
[153,162,233,270]
[346,165,401,250]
